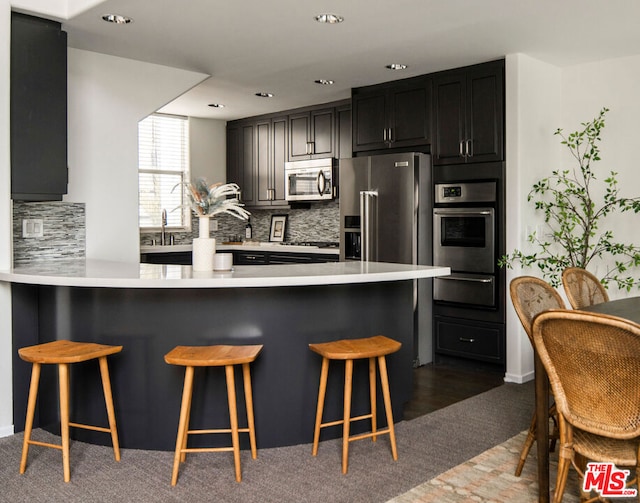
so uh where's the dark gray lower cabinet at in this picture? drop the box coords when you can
[141,250,339,266]
[140,252,192,265]
[434,315,505,364]
[235,250,339,265]
[233,251,268,265]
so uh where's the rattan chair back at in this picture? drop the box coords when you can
[532,309,640,440]
[509,276,566,477]
[510,276,566,342]
[561,267,609,309]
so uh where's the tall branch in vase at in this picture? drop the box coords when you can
[499,108,640,290]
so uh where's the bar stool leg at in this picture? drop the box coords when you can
[20,362,41,475]
[369,357,377,442]
[342,358,354,474]
[171,365,194,486]
[377,355,398,461]
[98,356,120,462]
[312,357,329,456]
[180,388,193,464]
[58,363,71,482]
[225,364,242,482]
[242,363,258,459]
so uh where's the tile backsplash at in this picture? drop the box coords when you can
[140,201,340,246]
[12,200,339,265]
[13,201,86,265]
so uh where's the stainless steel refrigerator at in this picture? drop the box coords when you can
[339,152,433,365]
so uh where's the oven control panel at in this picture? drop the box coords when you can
[442,186,462,198]
[435,181,496,204]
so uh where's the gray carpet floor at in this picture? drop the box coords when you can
[0,381,533,503]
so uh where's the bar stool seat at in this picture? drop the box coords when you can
[164,344,263,485]
[18,340,122,482]
[309,335,401,474]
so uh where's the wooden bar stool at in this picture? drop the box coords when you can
[18,340,122,482]
[309,335,401,474]
[164,344,263,485]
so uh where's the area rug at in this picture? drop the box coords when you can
[389,430,637,503]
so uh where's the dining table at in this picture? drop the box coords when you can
[534,296,640,502]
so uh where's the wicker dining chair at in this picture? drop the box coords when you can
[532,309,640,503]
[509,276,565,476]
[561,267,609,309]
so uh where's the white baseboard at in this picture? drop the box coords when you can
[0,424,14,438]
[504,370,534,384]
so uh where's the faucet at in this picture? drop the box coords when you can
[160,209,167,245]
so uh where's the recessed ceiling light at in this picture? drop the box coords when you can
[101,14,133,24]
[314,13,344,24]
[207,103,225,108]
[255,92,274,98]
[386,63,408,70]
[314,79,335,85]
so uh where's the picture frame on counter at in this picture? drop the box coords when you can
[269,214,288,242]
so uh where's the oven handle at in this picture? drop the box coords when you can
[433,209,492,216]
[436,276,493,284]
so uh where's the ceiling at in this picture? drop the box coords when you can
[58,0,640,121]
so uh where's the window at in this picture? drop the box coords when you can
[138,114,190,230]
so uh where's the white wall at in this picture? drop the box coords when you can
[503,53,640,383]
[189,117,227,182]
[0,0,14,438]
[560,55,640,296]
[66,49,207,262]
[504,53,562,383]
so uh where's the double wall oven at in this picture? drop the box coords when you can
[433,182,497,307]
[431,174,505,368]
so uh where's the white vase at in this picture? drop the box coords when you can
[193,216,215,271]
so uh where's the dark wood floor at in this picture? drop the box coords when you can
[402,356,506,420]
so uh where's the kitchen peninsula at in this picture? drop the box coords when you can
[2,260,449,450]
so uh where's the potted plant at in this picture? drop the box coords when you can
[499,108,640,290]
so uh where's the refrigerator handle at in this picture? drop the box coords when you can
[360,190,378,262]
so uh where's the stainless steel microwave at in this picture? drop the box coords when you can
[285,158,337,202]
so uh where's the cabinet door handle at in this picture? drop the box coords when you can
[466,139,473,157]
[459,337,476,343]
[388,128,393,143]
[383,128,388,141]
[459,140,465,157]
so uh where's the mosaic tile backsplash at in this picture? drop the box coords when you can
[13,201,86,265]
[140,201,340,246]
[12,200,338,265]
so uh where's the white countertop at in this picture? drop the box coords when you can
[140,242,340,255]
[0,259,450,289]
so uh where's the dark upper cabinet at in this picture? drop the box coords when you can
[226,122,256,206]
[336,104,352,159]
[433,60,504,166]
[227,100,348,208]
[256,116,287,207]
[228,117,288,208]
[352,77,432,153]
[11,12,68,201]
[288,108,334,161]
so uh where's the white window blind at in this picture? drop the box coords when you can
[138,114,190,229]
